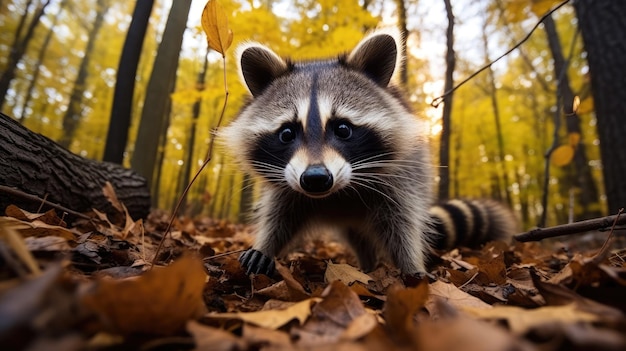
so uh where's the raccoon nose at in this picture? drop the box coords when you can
[300,164,333,193]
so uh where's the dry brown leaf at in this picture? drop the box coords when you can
[205,297,321,330]
[294,281,368,346]
[428,280,492,311]
[24,236,71,252]
[461,303,600,335]
[201,0,233,55]
[81,255,207,335]
[5,205,66,227]
[0,216,76,240]
[414,313,526,351]
[339,312,378,341]
[102,181,124,214]
[187,320,245,351]
[325,262,372,285]
[384,280,429,343]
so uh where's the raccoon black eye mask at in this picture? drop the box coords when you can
[220,28,518,276]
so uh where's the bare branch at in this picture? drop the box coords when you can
[431,0,571,108]
[515,211,626,242]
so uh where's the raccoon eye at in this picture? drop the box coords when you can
[278,127,296,143]
[334,123,353,139]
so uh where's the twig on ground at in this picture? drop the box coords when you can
[514,211,626,242]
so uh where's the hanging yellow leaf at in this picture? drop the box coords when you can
[568,132,581,147]
[201,0,233,55]
[577,96,594,114]
[572,95,581,113]
[551,145,575,167]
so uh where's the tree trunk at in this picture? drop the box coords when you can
[0,113,150,220]
[481,19,512,207]
[103,0,155,164]
[130,0,192,189]
[438,0,455,200]
[58,0,109,149]
[573,0,626,214]
[178,50,209,214]
[543,14,600,220]
[18,0,68,123]
[0,0,51,111]
[394,0,408,86]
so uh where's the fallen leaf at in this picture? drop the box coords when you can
[102,182,124,214]
[205,297,321,330]
[428,280,492,311]
[187,320,245,351]
[81,255,207,335]
[384,280,429,343]
[5,205,66,227]
[462,303,601,334]
[325,262,372,285]
[293,281,368,346]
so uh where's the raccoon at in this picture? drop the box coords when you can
[220,28,518,276]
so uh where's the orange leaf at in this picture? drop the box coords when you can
[201,0,233,55]
[551,145,575,167]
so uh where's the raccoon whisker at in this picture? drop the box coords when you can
[349,179,401,207]
[353,172,421,184]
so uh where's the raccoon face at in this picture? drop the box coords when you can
[221,29,424,198]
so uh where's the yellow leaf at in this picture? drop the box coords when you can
[205,298,322,330]
[577,96,594,114]
[568,132,581,147]
[325,262,372,285]
[201,0,233,55]
[572,95,580,112]
[551,145,575,167]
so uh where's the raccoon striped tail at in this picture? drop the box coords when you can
[428,199,518,250]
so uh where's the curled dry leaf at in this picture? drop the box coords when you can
[81,255,207,335]
[325,262,372,285]
[384,280,429,343]
[461,303,599,335]
[201,0,233,55]
[205,297,322,330]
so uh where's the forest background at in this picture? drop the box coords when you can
[0,0,610,230]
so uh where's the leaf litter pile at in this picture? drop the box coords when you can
[1,188,625,351]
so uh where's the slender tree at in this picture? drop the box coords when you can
[19,0,68,123]
[131,0,192,192]
[178,50,209,214]
[103,0,155,164]
[438,0,455,200]
[543,14,600,220]
[394,0,408,86]
[481,17,511,207]
[58,0,109,149]
[0,0,51,111]
[573,0,626,214]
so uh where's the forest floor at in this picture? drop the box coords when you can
[0,193,625,350]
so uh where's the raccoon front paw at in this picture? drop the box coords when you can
[239,249,275,276]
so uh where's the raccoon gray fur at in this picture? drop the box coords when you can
[220,28,518,276]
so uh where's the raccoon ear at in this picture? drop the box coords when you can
[237,43,289,97]
[346,30,401,87]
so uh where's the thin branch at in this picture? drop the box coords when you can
[0,185,91,220]
[514,212,626,242]
[151,54,229,267]
[431,0,571,108]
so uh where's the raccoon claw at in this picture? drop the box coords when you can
[239,249,275,276]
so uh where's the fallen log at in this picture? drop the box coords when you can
[0,112,150,221]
